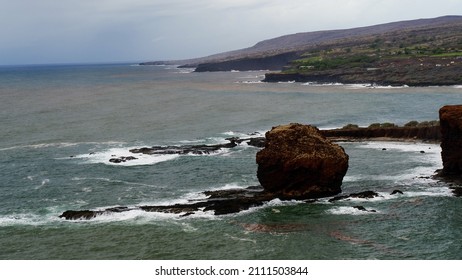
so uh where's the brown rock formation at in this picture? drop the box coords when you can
[439,105,462,177]
[256,123,349,199]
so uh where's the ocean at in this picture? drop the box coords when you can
[0,63,461,259]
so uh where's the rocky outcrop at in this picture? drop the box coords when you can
[59,186,274,220]
[328,191,380,202]
[322,125,441,142]
[129,141,238,156]
[439,105,462,177]
[256,124,349,199]
[106,137,264,164]
[61,123,352,220]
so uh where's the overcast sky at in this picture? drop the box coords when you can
[1,0,461,65]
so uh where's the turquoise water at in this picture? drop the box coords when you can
[0,64,461,259]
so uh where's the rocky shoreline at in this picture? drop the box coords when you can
[60,109,462,220]
[263,66,462,87]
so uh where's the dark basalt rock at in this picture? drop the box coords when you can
[353,205,377,213]
[128,136,265,158]
[59,210,104,220]
[109,156,138,163]
[322,125,441,142]
[59,186,275,220]
[328,191,380,202]
[451,187,462,197]
[106,136,265,164]
[226,137,266,148]
[129,142,237,156]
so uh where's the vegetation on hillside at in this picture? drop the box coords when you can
[271,23,462,86]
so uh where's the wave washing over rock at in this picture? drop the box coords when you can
[59,105,462,220]
[60,123,350,219]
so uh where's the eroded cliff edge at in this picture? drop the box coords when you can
[438,105,462,183]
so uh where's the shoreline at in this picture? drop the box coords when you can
[328,136,440,144]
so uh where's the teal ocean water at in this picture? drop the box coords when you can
[0,64,461,259]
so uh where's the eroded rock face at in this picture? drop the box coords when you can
[256,123,349,199]
[439,105,462,177]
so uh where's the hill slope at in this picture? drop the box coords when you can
[141,16,462,86]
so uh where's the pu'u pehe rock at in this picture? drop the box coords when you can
[439,105,462,177]
[256,123,349,199]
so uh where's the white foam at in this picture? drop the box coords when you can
[327,206,380,215]
[208,183,247,191]
[34,179,50,190]
[345,83,372,89]
[225,234,257,243]
[77,206,221,224]
[302,82,344,86]
[356,141,440,153]
[235,80,264,84]
[74,147,179,166]
[0,213,62,227]
[175,68,194,74]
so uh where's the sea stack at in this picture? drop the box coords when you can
[439,105,462,177]
[256,123,349,199]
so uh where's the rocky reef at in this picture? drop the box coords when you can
[60,123,350,220]
[322,122,441,142]
[256,123,349,199]
[60,109,462,220]
[60,186,273,220]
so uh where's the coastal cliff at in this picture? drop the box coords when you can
[192,52,299,72]
[439,105,462,178]
[323,123,441,142]
[263,56,462,86]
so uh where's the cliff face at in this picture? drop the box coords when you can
[193,52,300,72]
[264,56,462,87]
[439,105,462,177]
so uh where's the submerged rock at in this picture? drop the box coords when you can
[328,191,380,202]
[353,205,377,213]
[256,123,349,199]
[109,156,138,163]
[390,189,404,195]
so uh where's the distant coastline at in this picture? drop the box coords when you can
[141,16,462,87]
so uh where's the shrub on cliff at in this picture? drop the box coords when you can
[342,124,359,129]
[405,121,419,127]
